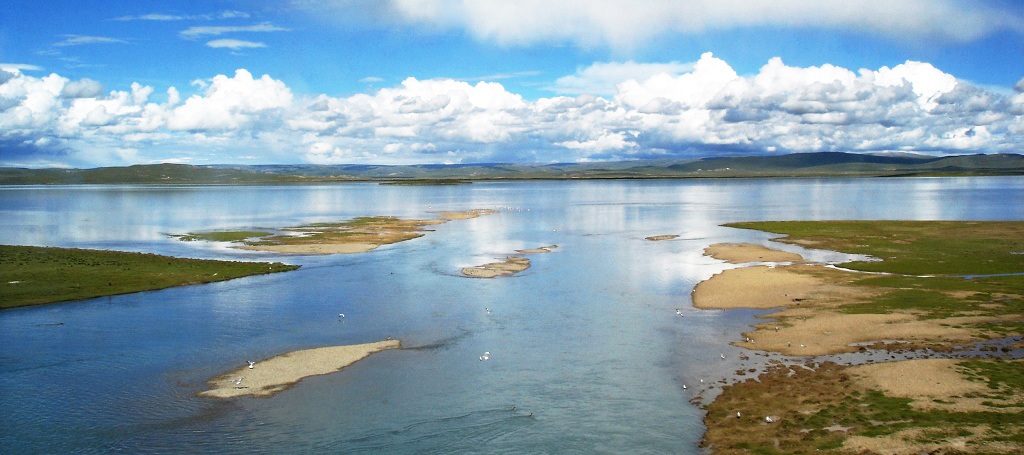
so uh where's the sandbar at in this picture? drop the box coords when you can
[645,234,679,241]
[200,339,400,398]
[515,245,557,254]
[462,257,531,278]
[703,242,804,264]
[461,244,557,278]
[188,209,498,255]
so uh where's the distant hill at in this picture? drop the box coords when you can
[1,152,1022,185]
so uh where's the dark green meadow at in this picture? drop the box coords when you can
[0,245,299,309]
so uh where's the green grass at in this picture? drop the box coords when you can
[0,245,299,309]
[172,230,272,242]
[726,221,1024,323]
[726,221,1024,276]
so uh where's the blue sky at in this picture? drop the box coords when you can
[2,0,1024,167]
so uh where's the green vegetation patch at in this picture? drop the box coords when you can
[726,220,1024,276]
[173,230,273,243]
[0,245,299,309]
[704,361,1024,454]
[726,220,1024,322]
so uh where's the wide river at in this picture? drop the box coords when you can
[1,177,1022,454]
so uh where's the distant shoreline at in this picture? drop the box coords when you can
[2,152,1021,185]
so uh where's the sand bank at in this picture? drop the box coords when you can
[515,245,557,254]
[223,209,497,255]
[200,339,400,398]
[703,242,804,264]
[462,257,531,278]
[645,234,679,241]
[461,245,557,278]
[692,243,992,356]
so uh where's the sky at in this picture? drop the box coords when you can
[2,1,1024,168]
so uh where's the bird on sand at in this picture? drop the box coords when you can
[233,377,243,385]
[247,361,255,369]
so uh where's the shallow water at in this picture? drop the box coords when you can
[1,177,1022,453]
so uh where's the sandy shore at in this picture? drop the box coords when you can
[702,242,804,264]
[692,243,991,355]
[200,339,400,398]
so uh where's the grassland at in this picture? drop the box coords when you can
[0,245,299,309]
[702,221,1024,453]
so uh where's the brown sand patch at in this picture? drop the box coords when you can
[848,359,992,412]
[462,257,530,278]
[704,243,804,264]
[743,311,991,356]
[437,209,499,220]
[692,265,824,310]
[515,245,557,254]
[645,234,679,241]
[200,340,400,398]
[238,209,497,255]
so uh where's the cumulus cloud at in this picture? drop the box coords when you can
[300,0,1024,50]
[2,54,1023,167]
[554,61,696,96]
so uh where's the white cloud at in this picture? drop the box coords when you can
[312,0,1024,50]
[53,35,127,47]
[3,55,1024,167]
[554,61,695,96]
[167,69,293,131]
[0,63,43,72]
[179,22,289,39]
[206,39,267,50]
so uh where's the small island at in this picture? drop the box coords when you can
[0,245,298,309]
[696,221,1024,452]
[200,339,401,398]
[461,245,557,278]
[175,209,498,254]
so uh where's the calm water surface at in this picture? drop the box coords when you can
[1,177,1022,453]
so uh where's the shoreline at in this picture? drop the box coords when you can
[199,339,401,398]
[694,232,1024,452]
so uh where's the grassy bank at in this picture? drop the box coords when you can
[0,245,299,309]
[702,221,1024,453]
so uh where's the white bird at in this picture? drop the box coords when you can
[720,353,726,359]
[233,377,243,385]
[682,384,687,389]
[338,313,345,318]
[675,309,684,317]
[736,412,742,419]
[247,361,255,369]
[485,308,491,314]
[765,416,775,423]
[699,378,704,384]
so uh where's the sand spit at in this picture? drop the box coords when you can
[437,209,499,221]
[461,245,557,278]
[645,234,679,241]
[200,339,400,398]
[703,242,804,264]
